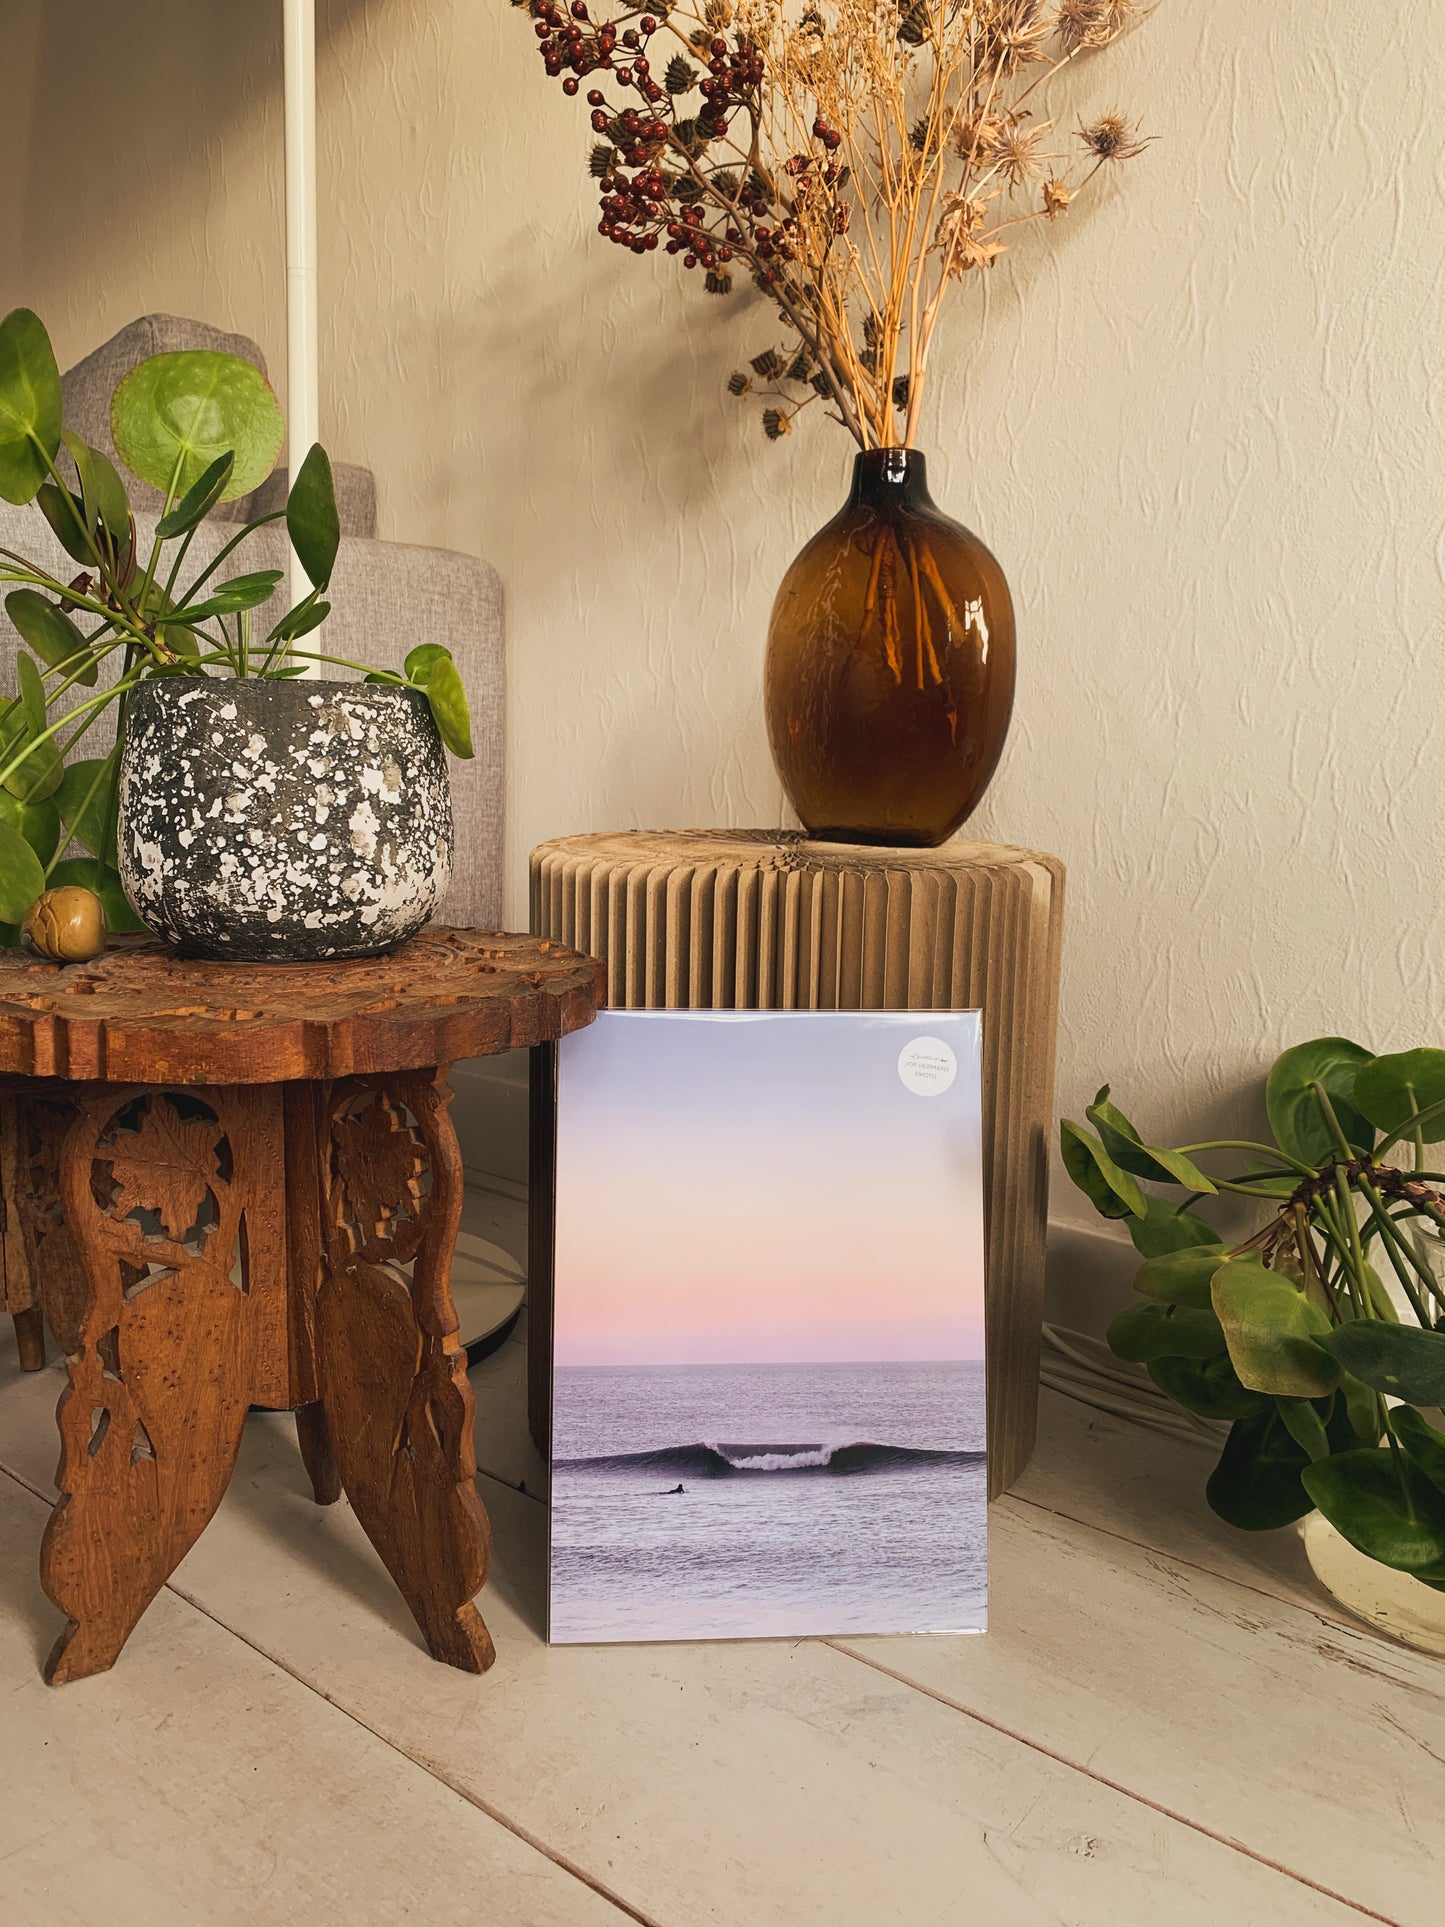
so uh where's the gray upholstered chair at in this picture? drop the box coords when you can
[0,314,504,930]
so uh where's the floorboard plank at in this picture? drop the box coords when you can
[0,1462,637,1927]
[837,1494,1443,1926]
[35,1402,1375,1927]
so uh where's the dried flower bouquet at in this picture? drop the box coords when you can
[515,0,1154,447]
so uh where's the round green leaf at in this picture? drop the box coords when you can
[111,350,283,504]
[1275,1396,1331,1463]
[62,429,132,544]
[0,308,62,505]
[1149,1352,1265,1421]
[154,450,234,541]
[1085,1087,1217,1193]
[171,571,283,624]
[1341,1370,1384,1447]
[0,817,45,921]
[1302,1447,1445,1575]
[404,642,451,684]
[1390,1405,1445,1500]
[1316,1320,1445,1407]
[36,482,95,564]
[423,654,475,760]
[1355,1049,1445,1145]
[46,856,144,932]
[5,589,98,685]
[0,786,59,864]
[1108,1299,1225,1364]
[1206,1406,1314,1531]
[1211,1255,1340,1398]
[1133,1245,1228,1309]
[56,750,120,863]
[1127,1195,1223,1259]
[0,664,62,802]
[1265,1036,1375,1166]
[1059,1119,1146,1221]
[287,443,340,592]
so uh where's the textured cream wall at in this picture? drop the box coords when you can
[5,1,1444,1221]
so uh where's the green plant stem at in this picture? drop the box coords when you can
[1292,1205,1338,1315]
[1377,1097,1445,1159]
[280,647,404,679]
[1176,1138,1315,1176]
[174,511,285,608]
[0,551,149,639]
[162,521,202,605]
[1313,1193,1365,1319]
[1311,1083,1356,1162]
[1366,1193,1445,1309]
[1358,1178,1435,1326]
[1214,1178,1302,1199]
[1331,1166,1375,1314]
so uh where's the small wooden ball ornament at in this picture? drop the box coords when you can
[22,886,107,962]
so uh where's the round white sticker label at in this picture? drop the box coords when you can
[897,1036,958,1096]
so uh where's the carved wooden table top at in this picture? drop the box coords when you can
[0,927,603,1083]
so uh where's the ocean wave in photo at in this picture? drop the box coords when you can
[549,1360,987,1644]
[557,1440,985,1478]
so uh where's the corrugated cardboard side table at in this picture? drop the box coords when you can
[530,830,1065,1495]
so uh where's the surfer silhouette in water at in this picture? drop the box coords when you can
[666,1483,685,1495]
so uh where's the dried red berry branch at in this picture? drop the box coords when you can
[513,0,1156,449]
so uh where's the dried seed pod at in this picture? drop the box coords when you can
[22,885,106,963]
[727,371,752,397]
[762,407,791,440]
[664,54,699,93]
[704,269,734,294]
[750,348,787,379]
[897,0,929,46]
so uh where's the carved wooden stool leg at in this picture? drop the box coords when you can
[11,1306,46,1372]
[2,1089,49,1372]
[296,1401,342,1505]
[39,1084,274,1684]
[313,1068,495,1673]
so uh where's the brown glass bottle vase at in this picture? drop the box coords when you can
[764,447,1015,846]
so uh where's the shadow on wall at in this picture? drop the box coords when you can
[3,0,386,349]
[392,225,804,833]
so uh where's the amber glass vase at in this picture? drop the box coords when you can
[764,448,1015,846]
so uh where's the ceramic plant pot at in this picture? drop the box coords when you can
[118,676,453,962]
[764,447,1016,847]
[1302,1510,1445,1657]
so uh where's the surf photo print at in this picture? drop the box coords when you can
[548,1008,987,1645]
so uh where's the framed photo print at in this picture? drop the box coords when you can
[547,1008,987,1645]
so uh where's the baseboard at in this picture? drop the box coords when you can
[1043,1217,1137,1341]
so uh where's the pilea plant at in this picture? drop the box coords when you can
[0,307,473,941]
[1063,1039,1445,1589]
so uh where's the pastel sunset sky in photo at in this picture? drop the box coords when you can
[552,1010,985,1367]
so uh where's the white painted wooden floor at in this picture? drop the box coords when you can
[2,1192,1442,1927]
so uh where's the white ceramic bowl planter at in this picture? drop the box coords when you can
[118,677,453,961]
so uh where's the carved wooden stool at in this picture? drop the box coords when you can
[0,929,600,1685]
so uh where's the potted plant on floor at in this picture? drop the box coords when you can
[0,308,473,961]
[1063,1039,1445,1653]
[513,0,1155,845]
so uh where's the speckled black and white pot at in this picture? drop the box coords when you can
[117,677,453,962]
